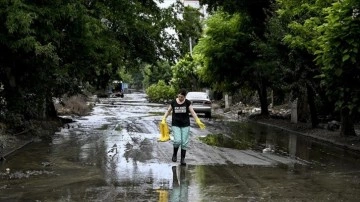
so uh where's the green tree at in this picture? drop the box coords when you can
[199,0,271,36]
[0,0,183,131]
[127,66,145,90]
[266,1,325,127]
[171,54,200,91]
[194,11,276,115]
[146,80,176,103]
[194,11,253,91]
[0,0,97,121]
[142,61,173,89]
[173,4,204,56]
[196,1,278,115]
[276,0,359,136]
[314,0,360,136]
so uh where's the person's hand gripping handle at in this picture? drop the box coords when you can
[195,118,205,130]
[161,116,166,125]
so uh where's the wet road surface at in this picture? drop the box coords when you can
[1,93,360,201]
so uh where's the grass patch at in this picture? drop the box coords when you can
[97,124,109,130]
[115,125,122,131]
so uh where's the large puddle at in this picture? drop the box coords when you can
[200,121,360,168]
[1,93,360,201]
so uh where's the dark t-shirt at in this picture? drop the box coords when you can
[171,99,191,127]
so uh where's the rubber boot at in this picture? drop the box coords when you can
[172,147,179,162]
[180,149,186,166]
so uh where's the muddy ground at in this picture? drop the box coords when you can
[1,100,360,161]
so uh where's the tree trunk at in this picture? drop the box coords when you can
[257,83,269,116]
[306,84,319,128]
[297,91,309,123]
[3,67,23,114]
[340,107,356,136]
[45,97,58,119]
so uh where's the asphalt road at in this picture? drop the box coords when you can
[1,92,360,201]
[97,93,300,167]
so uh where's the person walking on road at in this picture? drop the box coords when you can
[161,88,206,166]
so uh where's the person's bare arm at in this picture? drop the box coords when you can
[162,105,172,121]
[189,105,199,120]
[189,105,206,129]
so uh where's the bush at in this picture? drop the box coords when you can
[146,80,176,103]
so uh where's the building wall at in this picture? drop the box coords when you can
[182,0,208,18]
[182,0,200,8]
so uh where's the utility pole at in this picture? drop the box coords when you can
[189,37,193,56]
[182,0,207,56]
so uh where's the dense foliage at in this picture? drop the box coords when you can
[170,54,201,91]
[1,0,359,137]
[193,0,359,136]
[0,0,185,131]
[145,80,176,103]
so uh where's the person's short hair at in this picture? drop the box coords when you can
[178,88,187,96]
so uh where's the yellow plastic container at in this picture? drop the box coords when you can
[158,122,170,142]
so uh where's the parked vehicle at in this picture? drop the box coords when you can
[111,80,124,98]
[186,91,212,118]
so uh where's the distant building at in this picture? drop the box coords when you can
[182,0,200,8]
[181,0,207,18]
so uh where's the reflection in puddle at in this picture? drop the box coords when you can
[124,138,153,162]
[187,164,360,201]
[169,166,188,202]
[1,93,360,201]
[200,121,360,169]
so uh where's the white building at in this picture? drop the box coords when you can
[182,0,208,18]
[182,0,200,8]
